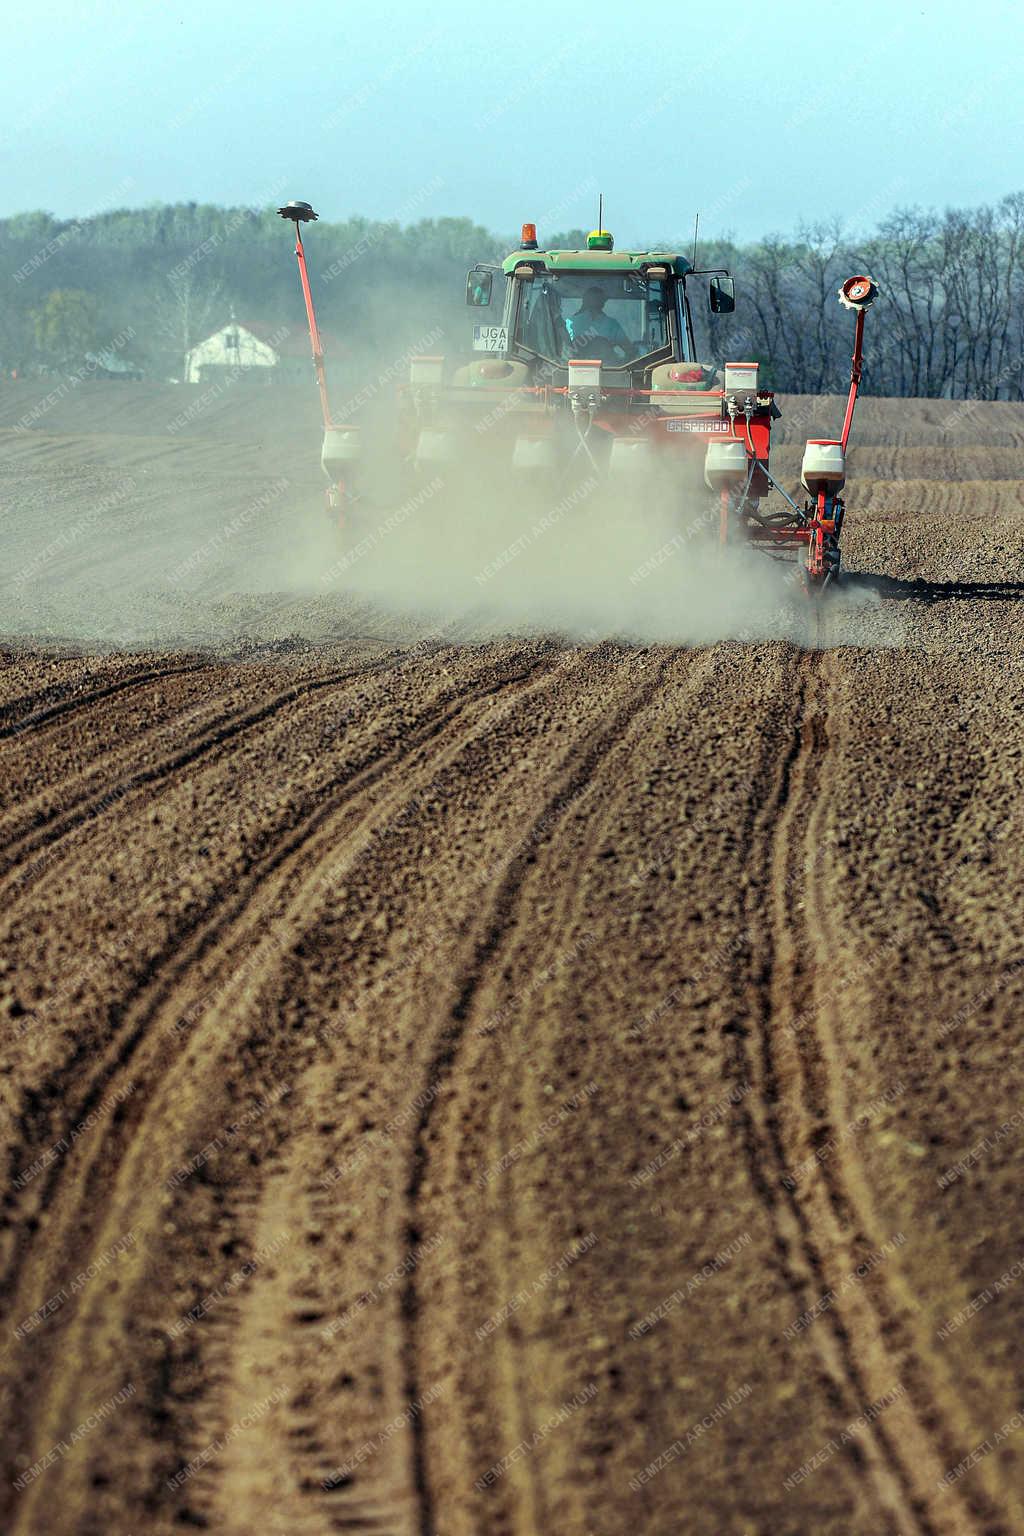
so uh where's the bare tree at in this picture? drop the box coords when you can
[153,267,226,380]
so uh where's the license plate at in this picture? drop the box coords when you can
[665,418,731,433]
[473,325,508,352]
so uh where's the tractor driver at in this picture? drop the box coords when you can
[565,285,629,360]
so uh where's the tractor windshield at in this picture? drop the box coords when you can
[514,271,678,368]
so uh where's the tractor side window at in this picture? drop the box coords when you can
[518,281,568,361]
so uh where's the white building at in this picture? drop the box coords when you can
[185,317,321,385]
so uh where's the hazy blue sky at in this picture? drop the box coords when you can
[4,0,1022,243]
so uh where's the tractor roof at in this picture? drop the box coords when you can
[501,249,693,276]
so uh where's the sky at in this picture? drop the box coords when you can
[3,0,1023,244]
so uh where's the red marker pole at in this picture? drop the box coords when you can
[837,276,878,453]
[293,223,333,430]
[278,201,334,430]
[840,307,866,453]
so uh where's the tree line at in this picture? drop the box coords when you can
[1,194,1023,399]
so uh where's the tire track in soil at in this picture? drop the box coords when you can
[778,659,1023,1536]
[0,646,565,1535]
[0,645,555,1299]
[400,652,674,1536]
[196,645,640,1536]
[515,650,715,1536]
[0,655,408,1278]
[182,649,596,1536]
[448,645,778,1536]
[729,652,981,1536]
[470,647,719,1536]
[0,660,206,741]
[0,657,406,894]
[727,714,910,1531]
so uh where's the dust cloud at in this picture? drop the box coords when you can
[286,408,888,650]
[0,370,888,654]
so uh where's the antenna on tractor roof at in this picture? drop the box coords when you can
[598,192,603,234]
[691,212,700,269]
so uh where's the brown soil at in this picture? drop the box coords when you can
[1,379,1023,1535]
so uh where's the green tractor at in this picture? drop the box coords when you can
[279,202,877,595]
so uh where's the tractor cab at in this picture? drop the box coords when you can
[466,223,735,387]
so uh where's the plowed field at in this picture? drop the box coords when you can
[1,379,1023,1535]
